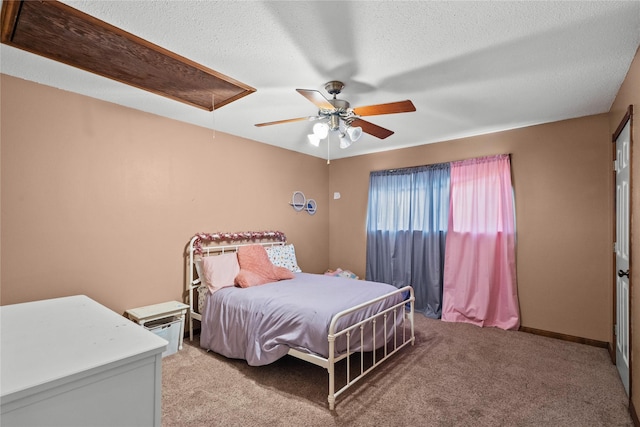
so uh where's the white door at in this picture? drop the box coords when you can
[615,116,631,396]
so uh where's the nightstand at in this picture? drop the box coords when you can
[125,301,189,352]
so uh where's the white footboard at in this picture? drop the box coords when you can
[289,285,415,410]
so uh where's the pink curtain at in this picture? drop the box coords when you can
[441,154,520,330]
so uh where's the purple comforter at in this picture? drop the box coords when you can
[200,273,405,366]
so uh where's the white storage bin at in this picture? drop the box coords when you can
[145,318,181,357]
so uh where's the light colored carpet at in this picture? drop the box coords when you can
[162,315,632,426]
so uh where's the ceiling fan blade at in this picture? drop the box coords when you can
[296,89,335,110]
[350,118,394,139]
[352,100,416,116]
[255,116,315,127]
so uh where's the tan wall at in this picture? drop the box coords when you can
[609,46,640,415]
[0,75,330,315]
[329,115,612,342]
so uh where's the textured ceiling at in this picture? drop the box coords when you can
[2,1,639,160]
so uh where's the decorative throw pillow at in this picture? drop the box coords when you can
[235,269,272,288]
[265,244,302,273]
[201,252,240,294]
[235,244,294,288]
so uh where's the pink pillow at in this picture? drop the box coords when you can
[235,269,270,288]
[235,245,294,288]
[201,253,240,293]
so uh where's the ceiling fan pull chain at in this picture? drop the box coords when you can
[327,137,331,165]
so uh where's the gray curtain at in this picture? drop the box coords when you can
[365,164,449,318]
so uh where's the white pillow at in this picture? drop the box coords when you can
[265,244,302,273]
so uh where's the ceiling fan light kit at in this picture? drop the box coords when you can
[255,80,416,151]
[309,118,360,149]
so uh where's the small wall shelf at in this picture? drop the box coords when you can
[290,191,317,215]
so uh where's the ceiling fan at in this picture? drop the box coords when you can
[255,81,415,149]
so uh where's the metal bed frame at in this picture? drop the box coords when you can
[185,233,415,410]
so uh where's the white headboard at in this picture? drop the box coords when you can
[185,231,286,339]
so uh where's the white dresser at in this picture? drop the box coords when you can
[1,295,167,427]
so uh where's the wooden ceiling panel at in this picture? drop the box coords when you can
[0,0,255,111]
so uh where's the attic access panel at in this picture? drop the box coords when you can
[0,0,255,111]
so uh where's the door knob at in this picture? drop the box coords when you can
[618,269,630,278]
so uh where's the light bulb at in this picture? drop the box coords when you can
[312,122,329,139]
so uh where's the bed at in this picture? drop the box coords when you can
[186,231,415,410]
